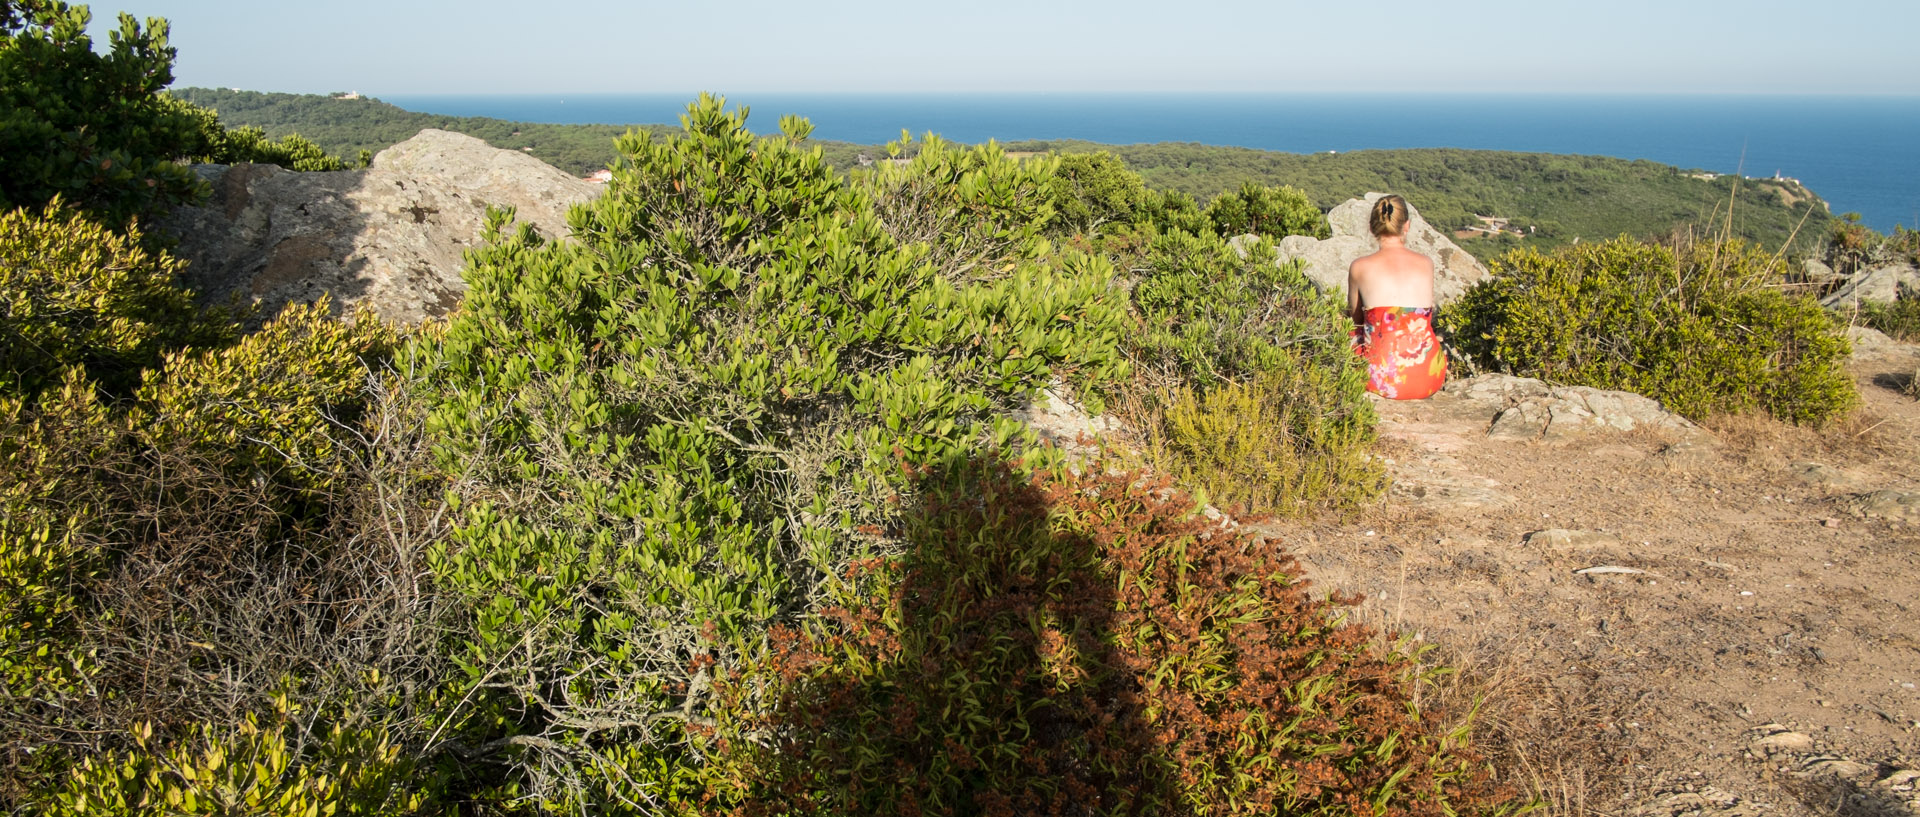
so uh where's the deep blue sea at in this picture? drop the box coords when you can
[381,93,1920,232]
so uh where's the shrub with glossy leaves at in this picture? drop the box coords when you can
[0,1,208,221]
[137,297,397,496]
[1050,151,1147,237]
[1443,235,1856,425]
[702,457,1520,817]
[1,299,405,805]
[1203,181,1330,242]
[52,696,431,817]
[1121,229,1381,515]
[0,202,231,400]
[417,95,1130,810]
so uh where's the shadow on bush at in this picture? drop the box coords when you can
[702,454,1521,817]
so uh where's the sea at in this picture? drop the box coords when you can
[380,93,1920,233]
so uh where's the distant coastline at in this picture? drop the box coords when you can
[378,93,1920,232]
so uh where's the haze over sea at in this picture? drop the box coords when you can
[382,92,1919,233]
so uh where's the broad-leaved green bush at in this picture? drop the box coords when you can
[1203,181,1330,242]
[1134,187,1212,237]
[0,297,411,808]
[53,696,431,817]
[1050,151,1147,237]
[0,202,232,400]
[0,1,209,221]
[168,96,351,171]
[1121,229,1382,515]
[860,129,1064,284]
[1443,236,1856,425]
[416,95,1129,811]
[138,297,397,496]
[703,457,1520,817]
[1855,283,1920,342]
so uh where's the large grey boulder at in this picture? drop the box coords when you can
[1269,192,1490,305]
[164,129,600,325]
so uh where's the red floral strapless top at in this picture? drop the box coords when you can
[1351,306,1447,400]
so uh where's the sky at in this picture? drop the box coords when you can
[85,0,1920,96]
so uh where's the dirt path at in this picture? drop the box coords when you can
[1255,342,1920,817]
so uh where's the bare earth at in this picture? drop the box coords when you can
[1255,343,1920,817]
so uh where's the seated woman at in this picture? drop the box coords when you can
[1347,194,1447,399]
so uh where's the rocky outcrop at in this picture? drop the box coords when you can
[1820,263,1920,308]
[1444,374,1701,440]
[1268,192,1490,305]
[164,129,600,325]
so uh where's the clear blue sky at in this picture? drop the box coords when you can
[88,0,1920,95]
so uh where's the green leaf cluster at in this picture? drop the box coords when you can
[0,1,210,222]
[53,695,430,816]
[1201,180,1330,241]
[0,201,233,399]
[1443,236,1857,425]
[415,95,1130,808]
[1123,230,1382,515]
[703,459,1522,816]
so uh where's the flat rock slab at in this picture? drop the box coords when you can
[1845,490,1920,523]
[1445,374,1704,441]
[1791,461,1872,492]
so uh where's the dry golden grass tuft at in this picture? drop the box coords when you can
[1419,635,1646,817]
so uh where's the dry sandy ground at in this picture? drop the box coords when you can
[1254,342,1920,817]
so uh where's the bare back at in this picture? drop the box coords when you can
[1346,240,1435,324]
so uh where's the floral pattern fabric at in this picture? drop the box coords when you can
[1351,306,1447,400]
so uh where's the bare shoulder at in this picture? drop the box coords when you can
[1348,248,1383,277]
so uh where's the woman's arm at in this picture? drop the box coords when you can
[1346,262,1366,327]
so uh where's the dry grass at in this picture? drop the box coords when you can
[1420,634,1647,817]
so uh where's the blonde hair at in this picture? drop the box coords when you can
[1369,194,1411,238]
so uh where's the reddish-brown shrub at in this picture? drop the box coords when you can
[699,456,1524,817]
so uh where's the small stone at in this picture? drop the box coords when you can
[1525,528,1623,549]
[1802,758,1877,779]
[1751,731,1815,753]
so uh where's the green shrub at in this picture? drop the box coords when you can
[0,2,210,222]
[417,95,1129,809]
[1050,151,1147,237]
[702,458,1521,817]
[861,129,1064,284]
[1135,188,1211,237]
[137,297,397,496]
[1152,366,1381,517]
[1443,236,1856,425]
[168,96,350,171]
[0,299,409,805]
[1856,284,1920,342]
[51,696,431,816]
[0,370,120,757]
[0,203,232,400]
[1203,181,1330,242]
[1120,229,1382,515]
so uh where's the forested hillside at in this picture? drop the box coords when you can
[172,88,1830,255]
[1009,140,1831,254]
[167,87,876,175]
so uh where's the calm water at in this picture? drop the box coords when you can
[382,93,1920,232]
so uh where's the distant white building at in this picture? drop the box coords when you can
[583,169,614,184]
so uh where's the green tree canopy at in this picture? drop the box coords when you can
[0,0,210,221]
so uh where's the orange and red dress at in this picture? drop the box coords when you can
[1351,306,1447,400]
